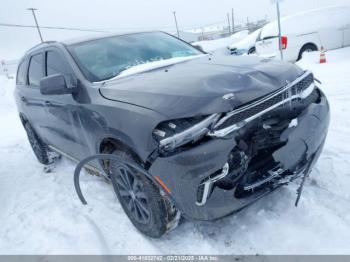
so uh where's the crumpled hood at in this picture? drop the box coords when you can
[99,55,304,118]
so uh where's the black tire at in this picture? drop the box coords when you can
[298,44,318,61]
[109,151,175,238]
[248,47,256,55]
[24,122,51,165]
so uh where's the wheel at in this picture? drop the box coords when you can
[109,151,178,238]
[298,44,318,61]
[248,47,256,55]
[24,122,51,165]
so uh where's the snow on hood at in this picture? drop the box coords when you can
[99,54,207,82]
[261,5,350,39]
[100,55,303,118]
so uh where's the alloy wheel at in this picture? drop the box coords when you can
[115,165,151,224]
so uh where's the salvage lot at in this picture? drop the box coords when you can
[0,47,350,254]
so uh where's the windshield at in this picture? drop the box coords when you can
[68,32,203,82]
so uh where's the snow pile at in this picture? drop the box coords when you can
[1,47,350,254]
[193,30,249,53]
[261,5,350,38]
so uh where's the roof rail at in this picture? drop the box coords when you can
[26,41,58,53]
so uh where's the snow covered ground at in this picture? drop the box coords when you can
[1,47,350,254]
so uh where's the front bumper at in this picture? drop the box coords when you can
[149,89,330,221]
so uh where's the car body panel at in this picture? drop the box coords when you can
[149,89,330,220]
[100,55,303,118]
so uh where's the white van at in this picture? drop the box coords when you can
[255,6,350,62]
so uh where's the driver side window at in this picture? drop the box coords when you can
[28,54,44,87]
[46,51,68,76]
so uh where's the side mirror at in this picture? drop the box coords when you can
[40,74,72,95]
[192,44,205,53]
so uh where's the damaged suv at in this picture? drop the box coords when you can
[15,31,330,238]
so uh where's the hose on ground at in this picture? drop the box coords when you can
[73,154,158,205]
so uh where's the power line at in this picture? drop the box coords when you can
[0,23,108,33]
[0,19,248,34]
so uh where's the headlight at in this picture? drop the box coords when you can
[153,113,221,152]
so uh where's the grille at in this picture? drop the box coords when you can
[217,73,314,129]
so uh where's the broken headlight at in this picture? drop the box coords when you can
[153,113,221,152]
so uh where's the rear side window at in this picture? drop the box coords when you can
[46,51,68,76]
[16,62,27,85]
[28,54,44,86]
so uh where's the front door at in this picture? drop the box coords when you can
[41,48,87,159]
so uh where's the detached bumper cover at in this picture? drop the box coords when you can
[149,90,330,221]
[273,91,330,170]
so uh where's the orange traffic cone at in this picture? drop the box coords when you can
[320,46,327,64]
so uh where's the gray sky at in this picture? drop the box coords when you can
[1,0,349,60]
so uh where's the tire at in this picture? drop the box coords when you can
[298,44,318,61]
[248,47,256,55]
[109,150,176,238]
[24,122,51,165]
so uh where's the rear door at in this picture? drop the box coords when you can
[17,52,53,143]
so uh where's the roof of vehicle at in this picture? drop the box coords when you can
[24,41,59,54]
[260,5,350,38]
[23,31,165,57]
[61,30,162,45]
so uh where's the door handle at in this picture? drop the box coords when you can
[20,96,26,102]
[44,101,52,106]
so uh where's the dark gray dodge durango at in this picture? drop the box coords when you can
[15,31,330,238]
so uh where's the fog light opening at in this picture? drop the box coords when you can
[196,163,229,206]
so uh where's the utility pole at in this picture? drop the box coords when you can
[276,1,283,60]
[227,13,231,34]
[246,17,250,31]
[173,11,180,38]
[231,8,235,33]
[27,8,43,42]
[271,0,284,60]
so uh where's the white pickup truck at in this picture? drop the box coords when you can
[255,6,350,62]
